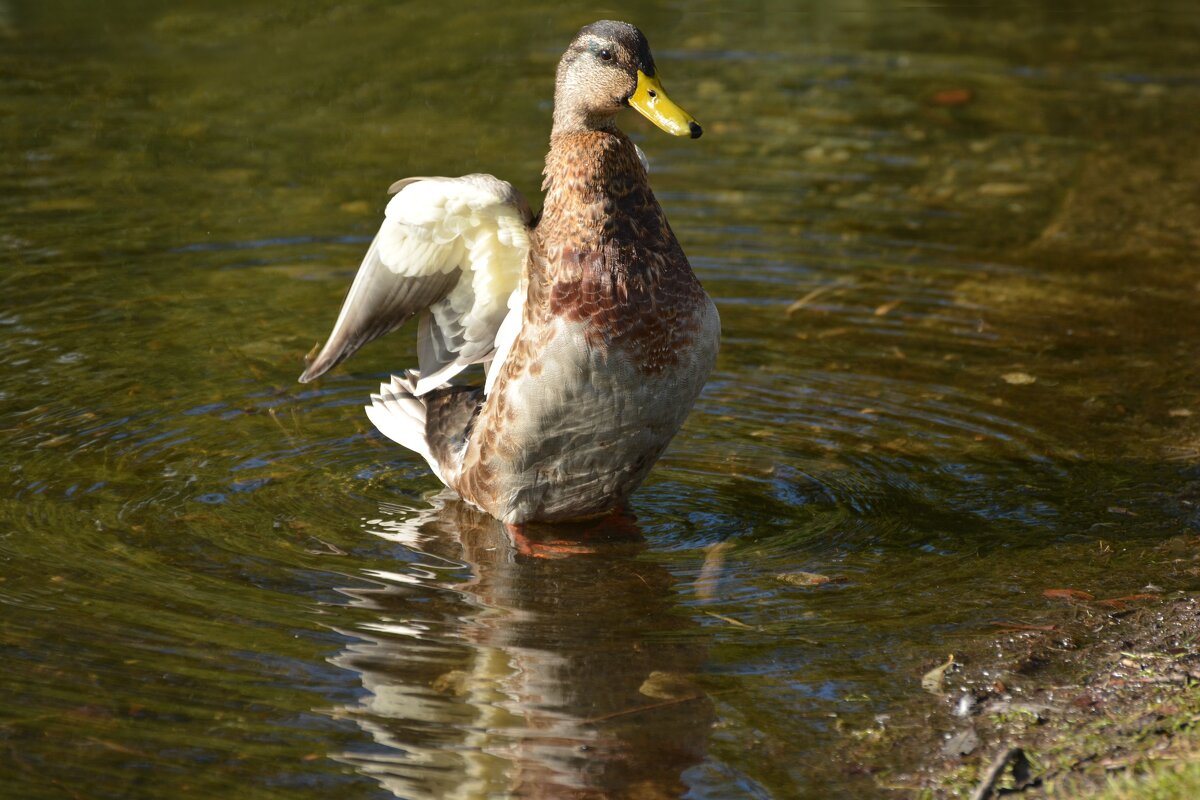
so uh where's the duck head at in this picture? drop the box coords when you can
[552,20,702,140]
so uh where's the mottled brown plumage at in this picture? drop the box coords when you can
[537,130,709,373]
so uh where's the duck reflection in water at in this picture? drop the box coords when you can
[330,498,711,799]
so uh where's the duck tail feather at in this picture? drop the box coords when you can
[365,372,446,481]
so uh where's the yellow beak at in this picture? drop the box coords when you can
[627,70,702,139]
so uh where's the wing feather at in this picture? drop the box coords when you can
[299,174,532,385]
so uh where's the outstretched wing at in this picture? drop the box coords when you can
[298,174,533,390]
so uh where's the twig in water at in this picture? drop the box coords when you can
[786,280,848,316]
[970,746,1030,800]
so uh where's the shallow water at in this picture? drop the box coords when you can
[3,1,1200,797]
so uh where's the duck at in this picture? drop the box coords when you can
[299,20,720,525]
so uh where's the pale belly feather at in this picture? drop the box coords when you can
[478,300,719,523]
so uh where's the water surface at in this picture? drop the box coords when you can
[3,1,1200,797]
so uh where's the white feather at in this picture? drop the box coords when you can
[634,144,650,175]
[365,374,448,484]
[484,287,525,396]
[301,174,531,388]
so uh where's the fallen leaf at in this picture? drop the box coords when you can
[1043,588,1095,601]
[922,654,956,695]
[777,571,833,587]
[1002,372,1037,385]
[931,88,973,107]
[639,671,702,701]
[873,299,903,316]
[37,433,71,448]
[941,726,980,757]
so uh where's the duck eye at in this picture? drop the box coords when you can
[599,48,613,62]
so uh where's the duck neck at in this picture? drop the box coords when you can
[551,103,620,140]
[540,128,647,223]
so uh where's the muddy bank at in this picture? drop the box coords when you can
[848,585,1200,797]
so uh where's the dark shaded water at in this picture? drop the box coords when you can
[3,1,1200,797]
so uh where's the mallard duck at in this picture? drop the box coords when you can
[299,20,720,524]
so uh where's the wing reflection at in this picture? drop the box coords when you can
[331,496,710,799]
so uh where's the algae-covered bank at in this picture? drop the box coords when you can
[852,591,1200,798]
[2,2,1199,798]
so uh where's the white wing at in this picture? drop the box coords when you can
[299,174,532,392]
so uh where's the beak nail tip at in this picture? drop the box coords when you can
[689,122,703,139]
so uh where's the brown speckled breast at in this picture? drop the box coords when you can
[531,129,710,373]
[447,128,719,522]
